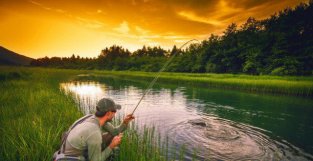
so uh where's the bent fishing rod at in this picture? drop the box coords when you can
[131,39,200,115]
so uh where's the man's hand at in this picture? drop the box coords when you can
[109,133,123,149]
[123,114,135,124]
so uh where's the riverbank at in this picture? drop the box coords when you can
[0,67,174,161]
[0,67,82,160]
[91,70,313,97]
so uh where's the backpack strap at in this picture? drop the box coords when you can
[61,114,93,153]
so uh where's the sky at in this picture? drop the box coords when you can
[0,0,308,58]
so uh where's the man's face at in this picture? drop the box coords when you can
[107,111,116,121]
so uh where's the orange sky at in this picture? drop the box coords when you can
[0,0,308,58]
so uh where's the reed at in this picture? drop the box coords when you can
[0,67,82,160]
[0,67,187,161]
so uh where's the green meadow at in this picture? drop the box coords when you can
[93,70,313,97]
[1,66,312,161]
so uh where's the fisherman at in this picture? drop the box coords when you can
[54,98,135,161]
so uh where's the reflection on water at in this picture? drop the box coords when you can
[61,82,107,114]
[60,80,313,161]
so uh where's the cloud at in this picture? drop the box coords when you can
[174,39,192,43]
[28,0,72,15]
[114,21,130,34]
[76,17,105,29]
[86,9,104,15]
[28,0,41,6]
[28,0,51,10]
[56,9,66,13]
[177,11,222,26]
[163,35,189,40]
[147,42,159,46]
[2,0,308,57]
[135,26,149,35]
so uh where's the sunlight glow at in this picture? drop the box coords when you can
[0,0,307,58]
[64,82,105,96]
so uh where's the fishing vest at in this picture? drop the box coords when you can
[53,114,93,161]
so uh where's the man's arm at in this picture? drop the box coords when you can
[102,114,135,136]
[87,132,112,161]
[103,122,127,136]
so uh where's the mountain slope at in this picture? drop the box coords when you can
[0,46,34,66]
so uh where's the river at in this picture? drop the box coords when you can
[60,77,313,160]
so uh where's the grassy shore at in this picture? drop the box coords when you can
[0,67,188,161]
[0,67,83,160]
[91,70,313,97]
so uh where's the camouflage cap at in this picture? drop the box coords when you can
[96,98,121,113]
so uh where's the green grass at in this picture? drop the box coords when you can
[0,67,83,160]
[115,123,194,161]
[116,123,168,161]
[90,70,313,97]
[0,67,188,161]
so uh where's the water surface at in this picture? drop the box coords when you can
[60,77,313,160]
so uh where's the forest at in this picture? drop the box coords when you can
[31,2,313,75]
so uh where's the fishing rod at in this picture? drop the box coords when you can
[131,39,200,115]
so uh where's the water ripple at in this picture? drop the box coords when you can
[167,115,312,160]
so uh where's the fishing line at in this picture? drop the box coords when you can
[131,39,200,115]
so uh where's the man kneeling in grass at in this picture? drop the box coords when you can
[54,98,135,161]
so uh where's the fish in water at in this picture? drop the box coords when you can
[188,119,207,127]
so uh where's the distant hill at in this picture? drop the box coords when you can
[0,46,34,66]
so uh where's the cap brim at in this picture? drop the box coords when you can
[115,104,121,110]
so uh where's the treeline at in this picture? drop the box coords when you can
[31,2,313,75]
